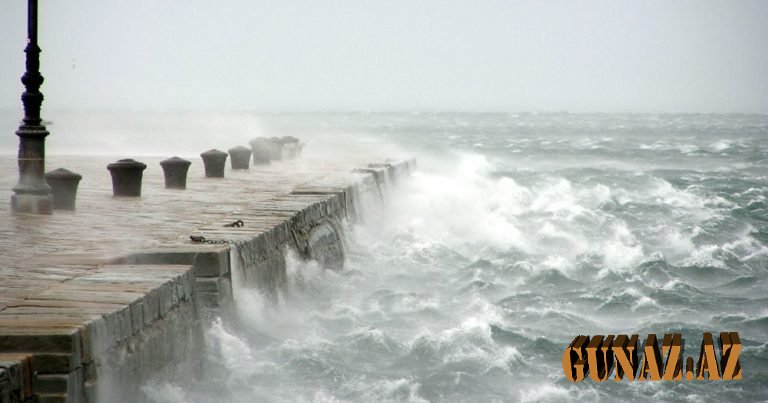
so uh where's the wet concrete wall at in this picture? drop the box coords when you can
[0,355,30,403]
[226,159,416,300]
[0,265,198,403]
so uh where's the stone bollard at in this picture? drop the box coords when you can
[281,136,301,159]
[269,137,284,161]
[200,149,228,178]
[159,156,192,189]
[228,146,252,170]
[107,159,147,197]
[44,168,82,210]
[249,137,272,165]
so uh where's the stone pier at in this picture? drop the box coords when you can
[0,154,415,402]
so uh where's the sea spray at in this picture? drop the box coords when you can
[136,112,767,402]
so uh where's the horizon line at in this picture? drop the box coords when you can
[0,107,767,116]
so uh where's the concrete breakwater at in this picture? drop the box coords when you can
[0,154,415,403]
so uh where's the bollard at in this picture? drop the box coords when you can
[268,137,284,161]
[281,136,301,158]
[107,159,147,197]
[249,137,272,165]
[200,149,228,178]
[44,168,82,210]
[159,156,192,189]
[228,146,252,170]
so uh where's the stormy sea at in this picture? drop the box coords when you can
[39,111,766,402]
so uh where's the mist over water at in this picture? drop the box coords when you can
[26,111,765,402]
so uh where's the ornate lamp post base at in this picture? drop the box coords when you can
[11,194,53,214]
[11,125,53,214]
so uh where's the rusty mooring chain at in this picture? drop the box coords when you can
[189,220,244,244]
[189,235,233,244]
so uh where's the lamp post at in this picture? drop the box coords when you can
[11,0,53,214]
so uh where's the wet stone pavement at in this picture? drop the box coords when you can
[0,153,379,308]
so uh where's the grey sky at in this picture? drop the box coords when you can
[1,0,766,113]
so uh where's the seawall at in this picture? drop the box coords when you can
[0,155,415,403]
